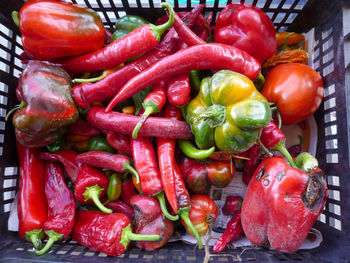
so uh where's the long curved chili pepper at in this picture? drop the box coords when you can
[131,135,179,221]
[105,131,131,156]
[87,106,193,139]
[17,141,47,249]
[106,43,261,111]
[76,151,140,185]
[242,144,261,185]
[178,139,215,160]
[166,73,191,106]
[72,4,204,109]
[57,3,174,73]
[132,82,166,138]
[157,105,203,249]
[35,162,76,255]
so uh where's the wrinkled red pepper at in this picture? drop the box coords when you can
[214,3,276,63]
[15,0,106,60]
[241,155,327,253]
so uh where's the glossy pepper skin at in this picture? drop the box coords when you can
[17,141,47,249]
[241,156,328,253]
[186,70,271,153]
[72,211,160,257]
[111,15,149,42]
[35,162,76,255]
[17,0,105,60]
[130,195,174,250]
[214,3,276,64]
[13,61,78,147]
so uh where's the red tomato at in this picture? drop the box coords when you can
[207,161,235,188]
[262,63,324,125]
[183,195,218,235]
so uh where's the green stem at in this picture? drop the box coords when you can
[294,152,318,172]
[156,191,179,221]
[282,32,295,50]
[179,209,203,249]
[257,130,273,157]
[35,230,63,256]
[73,71,107,83]
[120,224,160,249]
[272,141,297,168]
[178,139,215,160]
[83,184,113,214]
[5,101,26,121]
[149,2,174,41]
[123,161,139,185]
[132,107,154,139]
[12,11,19,27]
[25,229,44,249]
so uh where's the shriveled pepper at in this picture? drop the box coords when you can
[222,196,243,216]
[11,61,78,147]
[186,70,271,153]
[72,211,160,257]
[14,0,106,60]
[35,162,76,255]
[262,49,308,68]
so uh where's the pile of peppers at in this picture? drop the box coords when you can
[11,0,327,257]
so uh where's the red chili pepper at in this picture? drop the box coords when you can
[57,3,174,73]
[166,73,191,106]
[106,43,261,111]
[35,162,76,255]
[17,141,47,249]
[121,176,138,205]
[39,149,80,183]
[213,210,243,253]
[222,196,243,216]
[104,199,135,220]
[157,105,203,249]
[105,131,132,156]
[72,5,204,109]
[132,82,166,138]
[66,119,100,137]
[242,144,261,185]
[87,106,193,139]
[71,211,160,257]
[76,151,140,185]
[131,135,178,221]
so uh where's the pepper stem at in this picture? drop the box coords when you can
[294,152,318,172]
[5,101,26,121]
[25,229,44,249]
[132,106,155,139]
[179,209,203,249]
[35,230,63,256]
[122,161,140,185]
[150,2,174,41]
[120,224,160,249]
[156,191,179,221]
[12,11,19,27]
[272,141,297,168]
[73,71,107,83]
[83,184,113,214]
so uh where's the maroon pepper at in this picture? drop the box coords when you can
[71,211,160,257]
[222,196,243,216]
[104,199,135,220]
[72,5,204,109]
[57,3,174,73]
[213,210,243,253]
[106,43,261,111]
[35,162,76,255]
[105,131,132,156]
[242,144,261,185]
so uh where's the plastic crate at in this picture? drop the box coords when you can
[0,0,350,262]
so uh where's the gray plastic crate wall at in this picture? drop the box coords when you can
[0,0,350,262]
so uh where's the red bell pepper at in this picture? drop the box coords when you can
[71,211,160,257]
[35,163,76,255]
[14,0,106,60]
[222,196,243,216]
[17,141,47,249]
[214,3,276,63]
[241,155,327,253]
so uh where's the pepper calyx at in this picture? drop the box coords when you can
[83,184,113,214]
[195,104,226,129]
[35,230,63,255]
[295,152,318,173]
[149,2,174,41]
[25,229,44,249]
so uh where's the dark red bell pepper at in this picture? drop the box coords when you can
[241,155,327,253]
[15,0,106,60]
[214,3,276,63]
[130,195,174,250]
[57,3,174,73]
[71,210,160,256]
[106,43,261,111]
[222,196,243,216]
[35,162,76,255]
[17,141,47,249]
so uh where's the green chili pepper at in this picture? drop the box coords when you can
[189,70,201,92]
[111,15,150,42]
[88,135,115,153]
[46,136,65,153]
[107,173,122,201]
[178,139,215,160]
